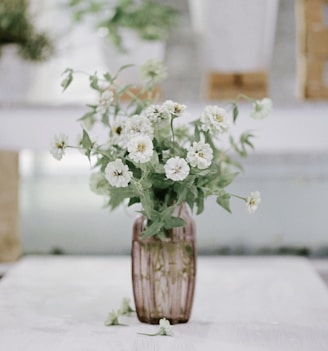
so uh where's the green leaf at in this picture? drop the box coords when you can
[217,172,239,188]
[103,72,113,82]
[164,216,186,229]
[232,103,239,123]
[108,186,136,209]
[196,188,205,215]
[194,123,201,142]
[216,192,232,213]
[89,73,99,90]
[61,68,73,91]
[81,129,93,161]
[240,131,255,149]
[128,197,140,207]
[141,220,164,238]
[140,190,152,219]
[186,185,198,211]
[229,135,247,158]
[101,112,110,126]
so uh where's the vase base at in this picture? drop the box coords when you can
[137,315,190,325]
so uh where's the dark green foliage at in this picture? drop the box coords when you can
[0,0,54,61]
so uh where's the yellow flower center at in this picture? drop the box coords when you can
[113,126,122,135]
[215,114,223,123]
[137,143,146,152]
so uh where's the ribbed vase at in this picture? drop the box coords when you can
[131,203,196,324]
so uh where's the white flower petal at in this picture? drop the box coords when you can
[127,135,153,163]
[164,157,190,181]
[49,133,68,161]
[250,98,272,120]
[124,114,154,139]
[200,105,229,135]
[159,318,174,336]
[187,141,213,169]
[162,100,186,118]
[104,159,132,188]
[246,191,261,214]
[140,59,167,83]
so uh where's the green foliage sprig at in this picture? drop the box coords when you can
[0,0,54,61]
[50,61,271,238]
[67,0,180,52]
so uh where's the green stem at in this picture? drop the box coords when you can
[230,193,247,202]
[170,117,175,144]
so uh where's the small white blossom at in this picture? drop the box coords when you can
[89,172,108,195]
[124,114,154,139]
[49,133,68,161]
[97,89,114,115]
[187,141,213,169]
[159,318,174,336]
[140,59,167,83]
[250,98,272,120]
[246,191,261,214]
[164,157,190,181]
[144,104,170,124]
[162,100,186,118]
[138,317,174,337]
[105,159,132,188]
[118,298,134,315]
[127,135,153,163]
[111,117,127,146]
[200,105,229,135]
[104,310,120,326]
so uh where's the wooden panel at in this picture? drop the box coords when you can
[296,0,328,99]
[307,28,328,58]
[0,151,20,262]
[303,0,324,25]
[306,59,325,81]
[206,71,268,100]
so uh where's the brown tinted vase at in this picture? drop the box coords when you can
[131,203,196,324]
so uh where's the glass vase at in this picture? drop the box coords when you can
[131,203,196,324]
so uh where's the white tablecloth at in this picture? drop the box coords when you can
[1,255,328,350]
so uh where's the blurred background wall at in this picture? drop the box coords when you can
[1,0,328,258]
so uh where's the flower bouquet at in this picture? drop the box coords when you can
[50,60,271,323]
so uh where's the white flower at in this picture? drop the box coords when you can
[104,310,120,326]
[164,157,190,181]
[127,135,153,163]
[89,172,108,195]
[140,59,167,83]
[200,105,229,135]
[104,159,132,188]
[96,89,114,115]
[138,317,174,337]
[111,117,127,146]
[159,318,174,336]
[144,104,170,124]
[162,100,186,118]
[118,298,134,315]
[124,114,154,139]
[246,191,261,214]
[250,98,272,120]
[49,133,68,160]
[187,141,213,169]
